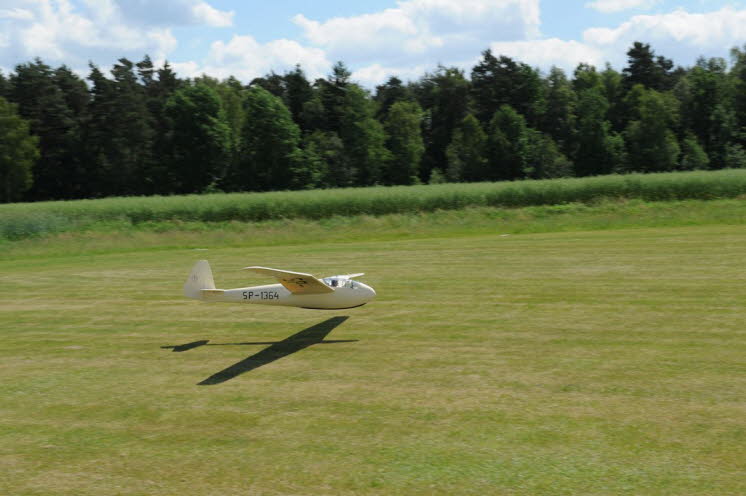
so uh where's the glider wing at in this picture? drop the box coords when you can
[243,266,334,295]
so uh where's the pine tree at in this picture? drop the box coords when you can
[375,76,412,120]
[282,65,313,130]
[84,59,155,196]
[9,59,85,200]
[623,42,676,91]
[731,45,746,145]
[52,65,90,197]
[471,50,543,127]
[540,67,577,156]
[84,64,116,196]
[601,64,626,132]
[413,66,471,181]
[320,62,352,134]
[0,71,9,98]
[138,57,182,194]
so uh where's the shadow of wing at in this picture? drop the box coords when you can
[198,316,350,386]
[161,340,210,352]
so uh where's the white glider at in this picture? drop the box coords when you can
[184,261,376,310]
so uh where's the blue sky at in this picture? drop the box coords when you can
[2,0,746,86]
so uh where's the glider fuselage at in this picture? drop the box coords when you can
[203,282,375,309]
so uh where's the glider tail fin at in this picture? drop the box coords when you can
[184,260,216,300]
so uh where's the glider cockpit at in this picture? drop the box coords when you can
[322,276,363,289]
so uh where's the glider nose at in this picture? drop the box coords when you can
[365,284,376,301]
[357,282,376,302]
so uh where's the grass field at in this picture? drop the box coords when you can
[2,203,746,494]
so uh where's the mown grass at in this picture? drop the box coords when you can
[3,169,746,240]
[2,220,745,495]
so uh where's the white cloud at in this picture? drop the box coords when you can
[351,63,431,87]
[335,3,746,86]
[191,1,233,27]
[583,7,746,66]
[293,10,422,53]
[294,0,541,66]
[348,38,603,87]
[0,0,229,73]
[91,0,234,28]
[488,39,605,72]
[0,7,35,20]
[169,60,201,78]
[176,35,331,82]
[4,0,746,91]
[171,0,543,86]
[585,0,660,14]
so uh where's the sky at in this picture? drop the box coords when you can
[2,0,746,87]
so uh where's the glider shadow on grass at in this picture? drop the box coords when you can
[162,316,354,385]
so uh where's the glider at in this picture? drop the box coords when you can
[184,260,376,310]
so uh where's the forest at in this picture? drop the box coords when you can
[1,41,746,203]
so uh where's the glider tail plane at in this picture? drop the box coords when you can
[184,260,216,300]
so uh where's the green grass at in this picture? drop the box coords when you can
[2,200,746,494]
[4,169,746,240]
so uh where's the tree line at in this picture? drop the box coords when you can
[1,42,746,203]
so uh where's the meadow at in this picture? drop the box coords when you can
[4,169,746,240]
[2,192,745,494]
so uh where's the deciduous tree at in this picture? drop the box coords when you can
[340,85,391,186]
[574,87,626,176]
[164,84,230,193]
[384,101,424,185]
[0,97,38,202]
[446,113,487,182]
[231,86,303,191]
[680,134,710,170]
[487,105,529,181]
[525,130,573,179]
[302,130,345,188]
[624,88,680,172]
